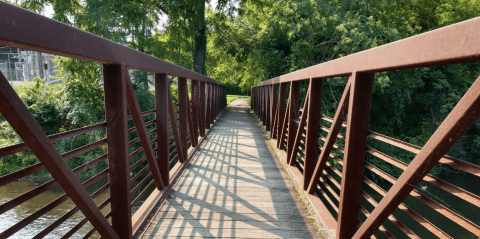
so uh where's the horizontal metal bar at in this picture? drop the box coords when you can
[129,147,145,160]
[322,116,480,177]
[361,191,420,238]
[129,156,147,172]
[0,153,108,216]
[130,164,151,184]
[0,169,108,238]
[364,162,480,235]
[169,148,178,159]
[315,184,339,212]
[0,2,224,86]
[363,177,451,239]
[359,206,395,239]
[129,137,156,167]
[368,131,480,177]
[131,173,153,197]
[366,146,480,206]
[0,122,106,158]
[126,110,157,122]
[60,198,111,239]
[81,210,112,239]
[34,183,110,239]
[131,180,155,207]
[253,16,480,86]
[169,154,179,165]
[62,138,107,160]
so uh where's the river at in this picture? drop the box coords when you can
[0,180,110,239]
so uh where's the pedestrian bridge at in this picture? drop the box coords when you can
[1,2,480,239]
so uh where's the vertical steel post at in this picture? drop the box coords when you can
[125,72,165,190]
[199,82,206,137]
[186,81,197,148]
[337,72,374,239]
[276,83,287,148]
[251,87,253,110]
[288,92,309,166]
[257,87,260,117]
[286,82,300,158]
[213,85,218,119]
[155,73,169,186]
[217,86,220,116]
[254,87,257,114]
[256,87,258,114]
[262,86,267,126]
[307,80,351,194]
[178,77,189,160]
[223,87,226,109]
[103,64,132,238]
[206,83,211,129]
[266,86,271,131]
[210,84,215,124]
[258,87,261,121]
[218,86,221,115]
[271,84,278,136]
[354,74,480,238]
[303,78,323,190]
[0,67,119,239]
[167,86,185,164]
[216,85,219,117]
[212,85,216,120]
[190,80,199,145]
[254,88,257,115]
[260,86,264,125]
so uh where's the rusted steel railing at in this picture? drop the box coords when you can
[0,2,226,239]
[252,16,480,239]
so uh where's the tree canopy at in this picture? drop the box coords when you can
[2,0,480,180]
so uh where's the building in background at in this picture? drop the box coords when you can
[0,46,60,87]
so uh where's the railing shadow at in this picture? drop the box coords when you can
[144,99,314,238]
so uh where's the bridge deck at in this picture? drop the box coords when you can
[140,99,317,238]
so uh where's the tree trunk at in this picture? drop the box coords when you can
[193,2,206,75]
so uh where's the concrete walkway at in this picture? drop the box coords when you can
[141,99,317,238]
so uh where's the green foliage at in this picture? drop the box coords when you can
[15,78,68,135]
[4,0,480,187]
[226,94,250,105]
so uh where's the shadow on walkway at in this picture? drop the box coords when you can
[141,99,316,238]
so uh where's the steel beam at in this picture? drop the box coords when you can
[0,71,118,239]
[276,83,287,148]
[288,91,309,166]
[178,77,189,159]
[103,64,132,239]
[125,70,165,190]
[251,16,480,86]
[354,74,480,239]
[190,80,200,145]
[337,72,374,239]
[266,86,271,131]
[0,2,223,85]
[286,82,300,158]
[271,85,278,136]
[307,79,351,194]
[155,73,170,185]
[199,82,206,136]
[206,83,212,128]
[303,78,323,190]
[167,87,185,163]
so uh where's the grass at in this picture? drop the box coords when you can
[226,94,250,106]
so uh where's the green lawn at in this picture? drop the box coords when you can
[227,95,251,106]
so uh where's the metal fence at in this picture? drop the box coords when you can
[0,2,226,238]
[251,16,480,239]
